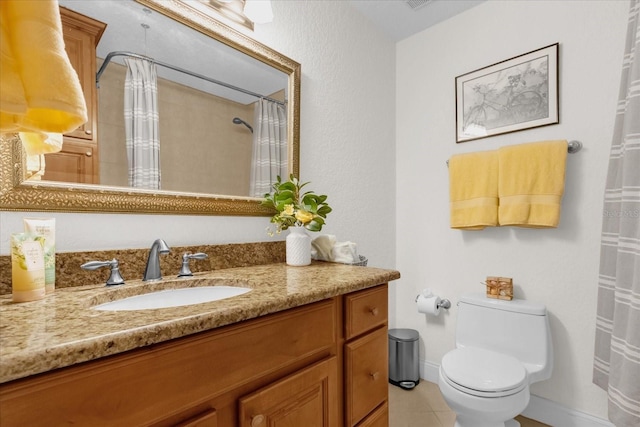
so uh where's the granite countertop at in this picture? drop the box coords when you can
[0,262,400,384]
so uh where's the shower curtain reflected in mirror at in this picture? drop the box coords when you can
[124,57,161,190]
[250,98,287,197]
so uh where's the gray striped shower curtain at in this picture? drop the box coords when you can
[593,1,640,426]
[249,98,287,197]
[124,57,160,190]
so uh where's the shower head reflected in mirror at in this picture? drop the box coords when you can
[232,117,253,133]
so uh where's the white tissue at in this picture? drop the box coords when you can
[311,234,336,261]
[416,293,441,316]
[332,241,359,263]
[311,234,359,264]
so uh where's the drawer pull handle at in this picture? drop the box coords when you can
[369,307,379,316]
[251,414,265,427]
[85,151,92,157]
[370,371,380,380]
[85,130,92,135]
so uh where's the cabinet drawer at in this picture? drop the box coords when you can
[356,401,388,427]
[174,408,217,427]
[345,285,388,339]
[345,327,388,426]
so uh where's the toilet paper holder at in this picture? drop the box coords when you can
[437,298,451,309]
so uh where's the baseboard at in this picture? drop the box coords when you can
[521,395,614,427]
[421,359,441,383]
[420,359,614,427]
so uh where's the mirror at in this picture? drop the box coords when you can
[0,0,300,216]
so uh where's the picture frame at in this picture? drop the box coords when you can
[455,43,559,143]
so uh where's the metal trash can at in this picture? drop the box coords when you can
[388,328,420,390]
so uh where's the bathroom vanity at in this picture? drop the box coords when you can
[0,262,399,426]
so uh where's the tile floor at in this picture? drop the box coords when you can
[388,381,550,427]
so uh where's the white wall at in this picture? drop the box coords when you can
[395,0,628,421]
[0,1,397,270]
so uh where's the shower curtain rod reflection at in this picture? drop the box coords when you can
[95,51,286,106]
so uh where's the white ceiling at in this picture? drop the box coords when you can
[347,0,486,42]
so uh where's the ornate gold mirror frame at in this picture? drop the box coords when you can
[0,0,299,216]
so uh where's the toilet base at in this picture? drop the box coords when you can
[439,368,529,427]
[454,418,520,427]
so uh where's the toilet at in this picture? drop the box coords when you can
[438,293,553,427]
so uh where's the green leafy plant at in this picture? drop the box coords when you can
[262,174,332,235]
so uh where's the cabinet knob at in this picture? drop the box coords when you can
[85,130,92,135]
[370,371,380,380]
[369,307,379,316]
[251,414,265,427]
[85,151,93,157]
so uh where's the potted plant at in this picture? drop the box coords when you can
[262,174,332,266]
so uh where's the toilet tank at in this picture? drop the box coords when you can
[455,293,553,383]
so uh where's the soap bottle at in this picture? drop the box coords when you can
[24,218,55,293]
[11,233,46,302]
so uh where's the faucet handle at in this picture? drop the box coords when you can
[81,258,125,286]
[178,252,208,277]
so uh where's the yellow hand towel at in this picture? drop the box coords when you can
[498,140,568,228]
[449,150,499,230]
[0,0,87,151]
[0,5,27,132]
[18,131,62,156]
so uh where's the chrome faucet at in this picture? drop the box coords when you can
[143,239,170,281]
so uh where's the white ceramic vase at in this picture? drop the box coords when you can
[286,226,311,266]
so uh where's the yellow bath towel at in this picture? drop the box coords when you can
[0,0,87,152]
[498,140,568,228]
[449,150,499,230]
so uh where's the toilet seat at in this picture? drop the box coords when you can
[441,347,528,398]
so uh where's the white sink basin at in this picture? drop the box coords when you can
[92,286,251,311]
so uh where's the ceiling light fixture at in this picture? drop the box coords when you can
[405,0,433,11]
[198,0,254,30]
[243,0,273,24]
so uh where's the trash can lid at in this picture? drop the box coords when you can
[389,328,419,342]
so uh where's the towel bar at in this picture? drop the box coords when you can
[567,140,582,153]
[446,140,582,167]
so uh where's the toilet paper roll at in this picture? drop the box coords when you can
[417,294,441,316]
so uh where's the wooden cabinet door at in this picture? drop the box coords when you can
[239,357,339,427]
[54,7,105,184]
[60,8,102,142]
[42,140,95,183]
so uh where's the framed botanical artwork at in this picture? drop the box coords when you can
[455,43,559,143]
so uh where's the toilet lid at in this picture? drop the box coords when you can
[441,347,527,397]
